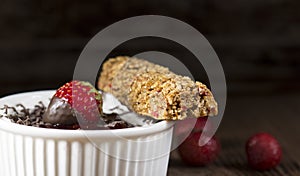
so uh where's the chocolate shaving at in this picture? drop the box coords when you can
[0,102,134,130]
[0,102,46,127]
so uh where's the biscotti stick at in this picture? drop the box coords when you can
[98,56,217,120]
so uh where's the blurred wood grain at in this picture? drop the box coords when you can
[0,34,299,96]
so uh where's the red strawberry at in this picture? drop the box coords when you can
[174,117,210,141]
[194,117,210,132]
[173,117,211,149]
[246,132,282,170]
[43,80,103,127]
[178,132,221,166]
[174,118,197,137]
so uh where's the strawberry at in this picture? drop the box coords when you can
[246,132,282,170]
[43,80,103,127]
[178,132,221,166]
[173,117,211,142]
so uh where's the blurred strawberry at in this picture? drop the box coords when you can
[194,117,210,132]
[178,131,221,166]
[246,132,282,170]
[174,117,210,136]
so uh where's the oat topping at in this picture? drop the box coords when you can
[0,102,48,127]
[98,56,218,120]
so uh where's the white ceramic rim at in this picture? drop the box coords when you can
[0,90,175,139]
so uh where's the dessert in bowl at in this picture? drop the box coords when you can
[0,90,174,176]
[0,56,218,176]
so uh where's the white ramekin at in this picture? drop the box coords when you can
[0,91,174,176]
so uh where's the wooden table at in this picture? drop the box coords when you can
[168,93,300,176]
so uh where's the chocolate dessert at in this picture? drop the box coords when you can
[0,80,135,130]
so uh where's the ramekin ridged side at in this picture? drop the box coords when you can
[0,126,173,176]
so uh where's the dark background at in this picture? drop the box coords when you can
[1,0,299,175]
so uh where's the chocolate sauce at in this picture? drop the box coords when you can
[43,97,77,125]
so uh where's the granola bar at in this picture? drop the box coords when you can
[98,56,217,120]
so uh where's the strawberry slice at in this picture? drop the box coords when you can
[43,80,103,127]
